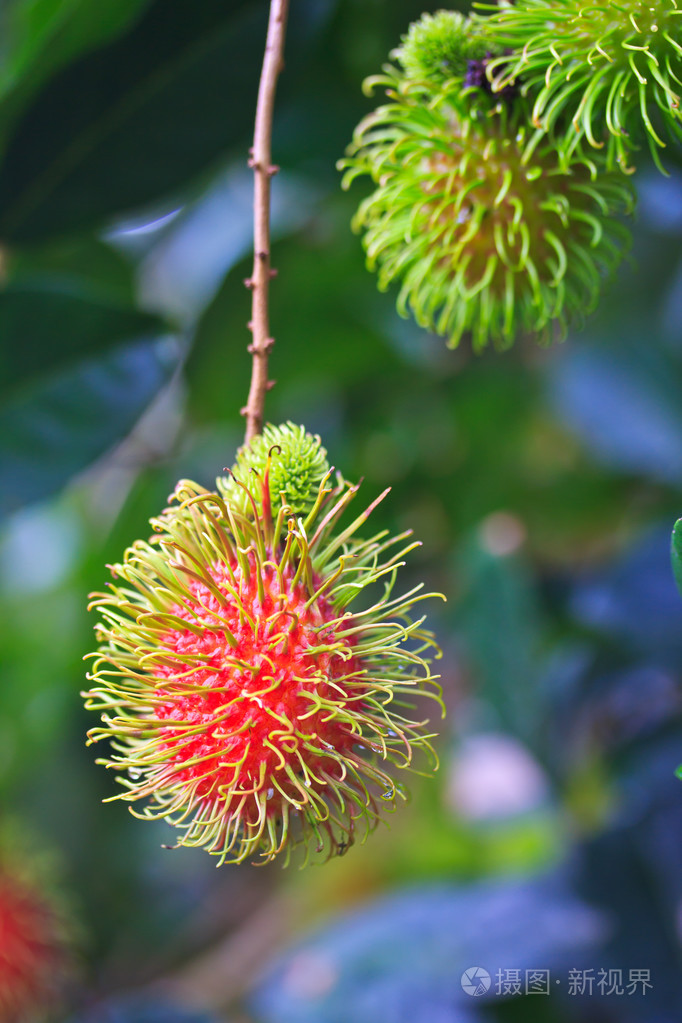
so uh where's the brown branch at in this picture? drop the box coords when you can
[242,0,290,443]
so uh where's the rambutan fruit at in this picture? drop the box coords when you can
[341,66,634,349]
[479,0,682,171]
[83,426,444,867]
[0,829,74,1022]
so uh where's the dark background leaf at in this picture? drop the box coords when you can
[0,0,150,138]
[0,337,178,517]
[0,283,169,397]
[0,0,336,242]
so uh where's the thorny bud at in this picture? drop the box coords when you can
[219,421,330,520]
[393,10,492,87]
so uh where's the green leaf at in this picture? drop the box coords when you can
[456,532,545,749]
[0,281,168,397]
[670,517,682,600]
[0,337,178,519]
[0,0,335,242]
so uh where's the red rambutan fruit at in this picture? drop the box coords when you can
[0,832,74,1023]
[83,426,444,866]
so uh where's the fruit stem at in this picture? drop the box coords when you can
[242,0,290,442]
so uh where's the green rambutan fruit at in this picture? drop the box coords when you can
[83,430,444,867]
[341,69,634,350]
[479,0,682,171]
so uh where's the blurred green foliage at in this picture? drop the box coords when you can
[1,1,682,1021]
